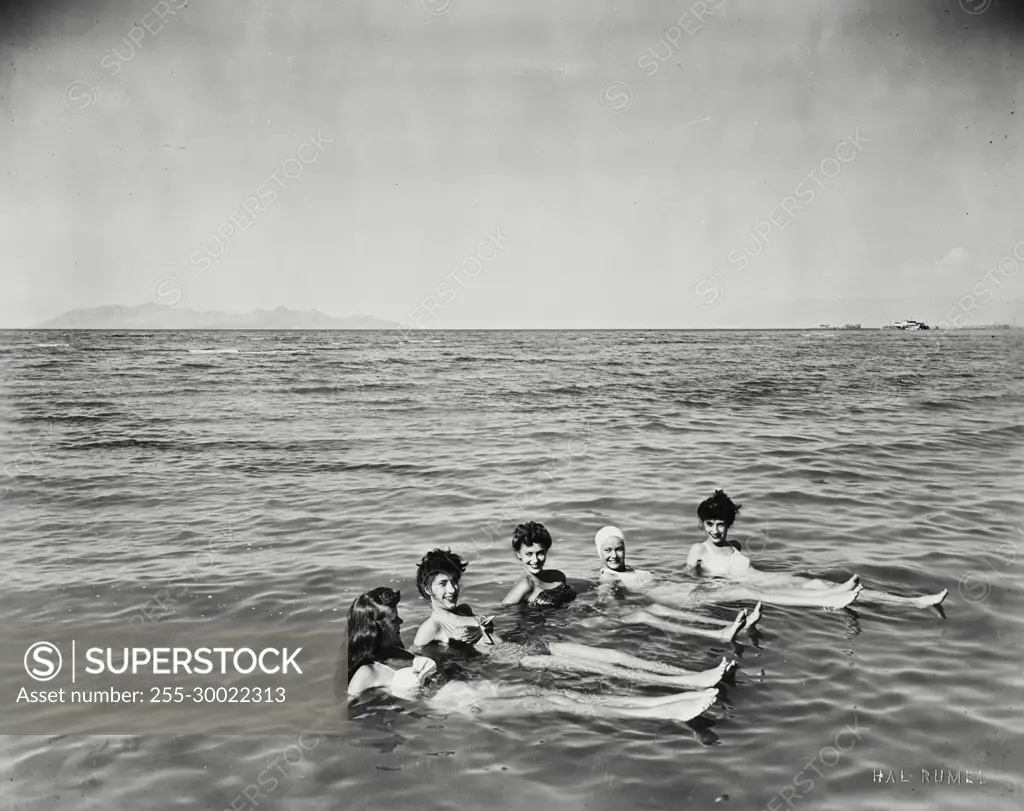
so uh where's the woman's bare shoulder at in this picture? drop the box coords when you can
[414,616,445,647]
[348,663,389,695]
[501,576,533,604]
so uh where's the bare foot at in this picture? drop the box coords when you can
[719,609,747,641]
[912,588,948,608]
[822,584,862,610]
[687,658,730,688]
[743,601,763,631]
[662,688,719,723]
[838,574,860,590]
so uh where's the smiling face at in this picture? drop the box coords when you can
[516,542,547,574]
[702,519,730,545]
[428,572,460,611]
[599,536,627,571]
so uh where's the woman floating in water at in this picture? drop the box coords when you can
[346,586,720,723]
[596,525,864,611]
[500,521,578,606]
[686,491,948,609]
[594,526,756,638]
[413,548,733,689]
[346,586,439,698]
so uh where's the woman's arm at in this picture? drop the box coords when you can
[413,617,440,648]
[500,577,533,605]
[684,542,704,573]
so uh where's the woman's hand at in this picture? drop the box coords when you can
[445,622,484,645]
[436,613,486,644]
[476,615,496,645]
[390,657,437,699]
[411,656,437,679]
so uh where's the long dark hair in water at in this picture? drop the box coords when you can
[347,586,401,681]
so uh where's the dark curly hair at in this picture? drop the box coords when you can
[697,490,742,527]
[416,548,468,600]
[346,586,401,681]
[512,521,552,553]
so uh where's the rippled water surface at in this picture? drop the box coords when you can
[0,329,1022,810]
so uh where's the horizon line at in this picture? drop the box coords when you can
[4,325,1020,332]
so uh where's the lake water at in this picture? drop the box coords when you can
[0,328,1021,811]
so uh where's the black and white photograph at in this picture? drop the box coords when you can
[0,0,1022,809]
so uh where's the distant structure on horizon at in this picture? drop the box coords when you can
[818,323,862,330]
[882,319,930,331]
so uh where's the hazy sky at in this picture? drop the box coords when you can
[1,0,1021,328]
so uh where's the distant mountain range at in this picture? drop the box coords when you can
[37,303,398,330]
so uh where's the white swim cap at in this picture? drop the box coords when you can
[594,525,625,551]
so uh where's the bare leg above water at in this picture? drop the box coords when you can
[646,601,763,633]
[731,584,861,609]
[431,681,719,724]
[644,603,732,626]
[753,574,941,608]
[625,608,747,642]
[527,644,734,688]
[798,574,860,591]
[814,584,862,609]
[545,641,703,674]
[653,583,861,610]
[857,587,948,608]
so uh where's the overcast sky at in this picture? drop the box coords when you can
[1,0,1021,328]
